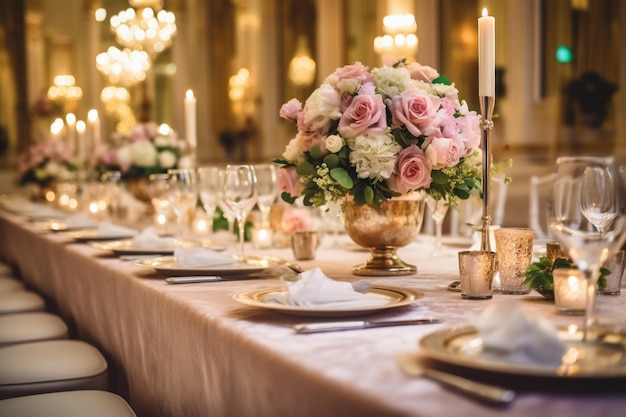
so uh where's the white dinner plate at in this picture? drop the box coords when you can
[90,239,176,255]
[37,219,99,232]
[68,229,138,242]
[133,255,286,276]
[233,285,424,317]
[419,325,626,379]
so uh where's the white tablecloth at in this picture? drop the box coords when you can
[1,209,625,417]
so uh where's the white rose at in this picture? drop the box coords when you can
[303,84,342,132]
[158,150,177,169]
[130,141,158,167]
[282,137,304,163]
[325,134,344,153]
[44,160,61,176]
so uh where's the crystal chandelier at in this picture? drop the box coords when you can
[373,14,418,58]
[288,36,316,86]
[96,46,151,86]
[110,0,177,58]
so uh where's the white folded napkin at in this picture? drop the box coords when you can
[131,227,173,248]
[174,246,237,268]
[63,212,98,228]
[269,267,388,308]
[96,221,137,237]
[475,300,566,365]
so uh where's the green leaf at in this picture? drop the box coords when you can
[363,186,374,204]
[330,167,353,189]
[431,170,449,185]
[280,192,296,204]
[324,154,340,169]
[310,145,323,160]
[296,161,316,176]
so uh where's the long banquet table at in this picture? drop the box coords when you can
[1,207,625,417]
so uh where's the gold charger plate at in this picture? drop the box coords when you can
[419,325,626,379]
[91,239,175,255]
[233,285,423,317]
[68,229,137,242]
[133,255,286,276]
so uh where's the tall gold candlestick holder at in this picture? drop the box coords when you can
[479,96,495,252]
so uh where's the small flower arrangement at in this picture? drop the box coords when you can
[96,121,189,180]
[274,58,483,207]
[523,257,608,299]
[17,137,76,187]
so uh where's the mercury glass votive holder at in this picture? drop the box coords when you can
[599,250,626,295]
[458,251,496,299]
[494,227,535,294]
[553,268,587,315]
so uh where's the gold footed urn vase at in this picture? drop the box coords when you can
[342,193,425,276]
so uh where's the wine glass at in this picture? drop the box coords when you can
[254,164,278,228]
[221,165,257,260]
[424,194,449,257]
[166,168,198,244]
[547,156,626,340]
[197,166,221,241]
[147,173,172,234]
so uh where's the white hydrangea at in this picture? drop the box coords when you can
[303,84,342,132]
[130,141,158,168]
[116,145,133,168]
[349,132,400,180]
[283,137,305,163]
[372,66,412,98]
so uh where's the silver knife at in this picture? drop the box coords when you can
[166,276,223,284]
[294,318,443,334]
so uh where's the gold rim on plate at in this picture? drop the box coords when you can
[90,239,175,255]
[233,284,424,317]
[419,325,626,379]
[133,255,286,276]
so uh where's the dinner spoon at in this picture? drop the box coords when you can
[396,353,515,406]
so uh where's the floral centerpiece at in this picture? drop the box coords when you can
[96,121,189,181]
[17,136,76,187]
[274,58,483,207]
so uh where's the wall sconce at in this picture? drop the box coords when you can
[288,35,316,86]
[373,14,418,59]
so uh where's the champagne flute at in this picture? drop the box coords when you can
[221,165,257,260]
[166,168,198,244]
[425,194,449,257]
[547,156,626,341]
[254,164,278,228]
[197,166,221,242]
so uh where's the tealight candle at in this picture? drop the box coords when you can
[252,227,273,249]
[553,268,587,315]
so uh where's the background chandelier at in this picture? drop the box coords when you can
[96,46,151,86]
[110,0,177,58]
[288,35,316,86]
[47,75,82,102]
[373,13,418,58]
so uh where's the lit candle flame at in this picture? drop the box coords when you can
[482,8,488,17]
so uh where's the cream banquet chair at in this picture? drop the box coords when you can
[0,390,137,417]
[0,312,69,347]
[0,290,46,315]
[0,276,25,293]
[0,340,108,399]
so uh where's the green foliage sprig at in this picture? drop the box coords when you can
[523,256,608,294]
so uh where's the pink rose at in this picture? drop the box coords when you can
[388,145,432,194]
[280,207,313,234]
[406,62,440,82]
[332,62,370,81]
[337,94,386,138]
[279,99,302,120]
[277,166,302,198]
[389,89,441,137]
[425,137,462,169]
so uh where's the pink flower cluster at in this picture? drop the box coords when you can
[17,137,75,185]
[276,59,482,205]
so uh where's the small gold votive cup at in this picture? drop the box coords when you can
[553,268,587,315]
[458,251,496,300]
[291,231,320,261]
[494,227,535,295]
[546,242,571,263]
[599,250,626,295]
